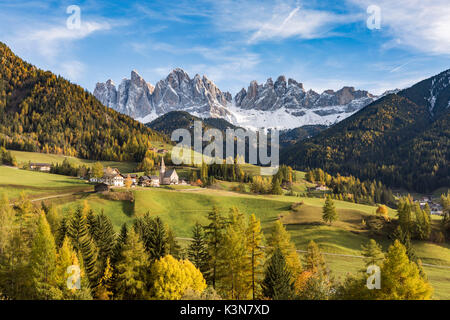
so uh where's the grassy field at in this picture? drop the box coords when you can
[0,166,92,199]
[2,164,449,299]
[9,150,137,173]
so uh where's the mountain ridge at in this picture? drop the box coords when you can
[281,69,450,192]
[94,69,377,130]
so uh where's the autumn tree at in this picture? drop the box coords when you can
[217,207,250,299]
[361,239,384,268]
[92,162,104,178]
[267,220,302,280]
[149,255,207,300]
[29,212,61,299]
[115,229,150,300]
[246,214,265,299]
[378,240,433,300]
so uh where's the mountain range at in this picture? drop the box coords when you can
[1,41,448,193]
[94,69,377,130]
[281,69,450,192]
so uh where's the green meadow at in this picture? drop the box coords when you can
[0,166,92,199]
[9,150,137,173]
[1,162,449,299]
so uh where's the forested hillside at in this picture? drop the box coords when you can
[281,78,450,193]
[0,42,167,162]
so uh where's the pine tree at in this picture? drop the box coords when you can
[261,248,295,300]
[187,222,210,275]
[94,257,113,300]
[66,203,98,287]
[92,212,116,277]
[115,229,150,300]
[392,226,417,263]
[167,226,181,259]
[271,178,283,195]
[29,212,61,299]
[267,220,302,280]
[204,206,225,288]
[322,196,338,224]
[246,214,265,300]
[134,214,168,261]
[361,239,384,268]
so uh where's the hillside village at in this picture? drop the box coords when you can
[89,157,185,189]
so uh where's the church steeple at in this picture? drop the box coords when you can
[159,157,166,183]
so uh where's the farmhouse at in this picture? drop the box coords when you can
[30,163,51,172]
[138,175,160,187]
[94,183,110,193]
[122,173,138,185]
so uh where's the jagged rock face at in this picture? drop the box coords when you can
[94,69,376,129]
[95,68,233,120]
[234,77,374,111]
[94,70,154,118]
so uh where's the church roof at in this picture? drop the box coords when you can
[163,169,177,178]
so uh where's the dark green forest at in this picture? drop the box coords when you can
[282,83,450,193]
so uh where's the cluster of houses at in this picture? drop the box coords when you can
[30,163,52,172]
[417,196,444,215]
[91,158,185,189]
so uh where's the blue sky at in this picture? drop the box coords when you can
[0,0,449,95]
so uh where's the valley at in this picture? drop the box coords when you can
[1,162,449,299]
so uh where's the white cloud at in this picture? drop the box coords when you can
[350,0,450,55]
[58,60,86,81]
[22,21,111,57]
[210,0,360,43]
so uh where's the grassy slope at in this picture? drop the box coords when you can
[2,164,448,298]
[9,150,138,173]
[0,166,92,199]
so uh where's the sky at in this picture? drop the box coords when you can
[0,0,449,95]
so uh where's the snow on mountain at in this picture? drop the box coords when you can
[94,69,376,130]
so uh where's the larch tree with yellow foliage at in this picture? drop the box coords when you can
[29,212,61,299]
[217,207,250,299]
[267,220,302,280]
[246,214,265,300]
[115,229,150,300]
[378,240,433,300]
[149,255,207,300]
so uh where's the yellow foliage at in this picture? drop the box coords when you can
[150,255,207,300]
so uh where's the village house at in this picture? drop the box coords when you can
[138,175,160,187]
[122,173,138,185]
[30,163,52,172]
[90,167,124,187]
[315,185,329,191]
